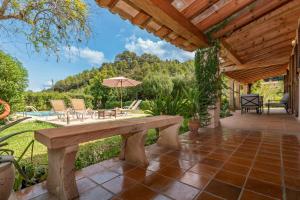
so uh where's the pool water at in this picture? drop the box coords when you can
[20,111,56,117]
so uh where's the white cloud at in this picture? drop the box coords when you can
[125,35,195,62]
[64,46,106,65]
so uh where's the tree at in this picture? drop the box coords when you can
[85,73,109,109]
[0,0,89,55]
[142,72,173,99]
[0,50,28,112]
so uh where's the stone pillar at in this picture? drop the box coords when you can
[207,99,220,128]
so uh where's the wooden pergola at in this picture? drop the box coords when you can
[97,0,300,115]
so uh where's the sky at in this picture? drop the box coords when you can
[0,0,194,91]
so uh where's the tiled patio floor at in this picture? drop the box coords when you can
[15,112,300,200]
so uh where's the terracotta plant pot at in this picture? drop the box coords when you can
[0,162,15,200]
[188,119,200,133]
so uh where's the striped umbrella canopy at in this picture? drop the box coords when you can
[102,76,141,108]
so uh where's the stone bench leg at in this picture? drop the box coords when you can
[157,123,181,150]
[120,130,148,166]
[47,145,79,200]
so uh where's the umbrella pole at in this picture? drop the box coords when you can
[121,80,123,108]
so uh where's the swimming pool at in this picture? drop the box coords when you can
[20,111,56,117]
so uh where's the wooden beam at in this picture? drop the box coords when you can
[227,11,300,45]
[237,31,295,53]
[212,0,290,38]
[221,39,243,65]
[127,0,208,47]
[239,43,292,59]
[195,0,256,31]
[227,1,300,42]
[132,11,151,26]
[181,0,219,20]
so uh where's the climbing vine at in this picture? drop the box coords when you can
[195,41,222,127]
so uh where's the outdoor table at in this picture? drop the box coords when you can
[97,109,117,119]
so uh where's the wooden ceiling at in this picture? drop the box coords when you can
[96,0,300,83]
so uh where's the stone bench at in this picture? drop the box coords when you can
[35,115,183,200]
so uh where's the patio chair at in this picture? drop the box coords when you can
[240,94,262,114]
[265,93,289,114]
[50,100,70,120]
[120,100,142,114]
[123,100,137,109]
[70,99,96,120]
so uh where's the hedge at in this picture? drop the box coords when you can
[24,92,93,111]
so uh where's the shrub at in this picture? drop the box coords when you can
[24,92,93,111]
[0,50,28,113]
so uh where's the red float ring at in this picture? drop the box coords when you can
[0,99,10,119]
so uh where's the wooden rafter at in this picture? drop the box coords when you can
[212,0,290,38]
[127,0,208,47]
[194,0,256,31]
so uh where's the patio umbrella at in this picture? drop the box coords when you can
[102,76,141,108]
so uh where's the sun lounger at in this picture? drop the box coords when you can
[265,93,289,114]
[70,99,96,120]
[50,100,70,120]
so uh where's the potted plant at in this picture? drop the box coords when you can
[186,88,200,133]
[0,117,34,199]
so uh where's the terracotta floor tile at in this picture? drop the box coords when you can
[109,162,136,174]
[89,171,119,184]
[285,168,300,179]
[142,173,174,192]
[249,169,281,185]
[117,184,158,200]
[239,190,276,200]
[189,163,218,177]
[285,177,300,191]
[157,166,185,179]
[153,155,178,164]
[255,155,281,166]
[143,160,168,172]
[227,157,253,167]
[284,160,300,170]
[199,158,224,168]
[15,182,48,200]
[215,170,246,187]
[204,179,241,200]
[169,159,196,170]
[285,188,300,200]
[245,178,282,199]
[124,167,154,182]
[253,161,281,175]
[232,152,255,160]
[180,172,210,189]
[102,176,137,194]
[162,181,200,200]
[207,153,229,161]
[79,186,113,200]
[222,162,250,176]
[195,192,223,200]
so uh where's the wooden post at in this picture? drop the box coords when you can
[47,145,79,200]
[247,83,252,94]
[120,130,149,166]
[229,79,235,110]
[157,123,181,149]
[235,82,241,110]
